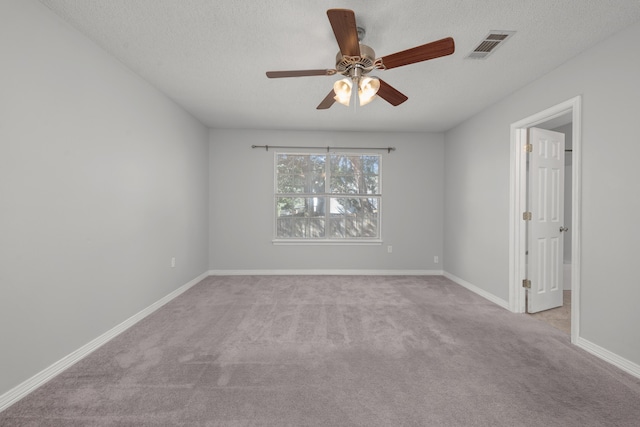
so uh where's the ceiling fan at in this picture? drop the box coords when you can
[266,9,455,109]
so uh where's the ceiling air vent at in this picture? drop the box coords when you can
[466,31,515,59]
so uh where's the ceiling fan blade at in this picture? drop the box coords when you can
[266,69,336,78]
[377,79,408,106]
[327,9,360,57]
[316,90,337,109]
[380,37,455,70]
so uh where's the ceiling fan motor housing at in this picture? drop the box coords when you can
[335,44,376,77]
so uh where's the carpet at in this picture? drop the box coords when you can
[2,275,639,426]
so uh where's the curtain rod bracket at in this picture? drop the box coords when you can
[251,144,270,151]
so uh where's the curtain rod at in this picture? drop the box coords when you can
[251,145,396,153]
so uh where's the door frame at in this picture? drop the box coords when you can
[508,96,582,344]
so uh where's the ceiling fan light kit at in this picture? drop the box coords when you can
[333,72,381,107]
[266,9,455,110]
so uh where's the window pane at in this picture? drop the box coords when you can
[308,218,325,238]
[308,155,326,194]
[276,197,326,238]
[330,154,357,194]
[277,174,304,193]
[363,175,379,194]
[330,155,379,194]
[277,218,326,238]
[328,217,345,238]
[329,197,379,238]
[277,154,325,193]
[276,197,305,217]
[361,156,379,174]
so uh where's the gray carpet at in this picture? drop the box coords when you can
[2,275,640,426]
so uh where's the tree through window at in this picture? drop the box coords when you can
[275,153,381,241]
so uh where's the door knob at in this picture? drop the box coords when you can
[560,226,569,232]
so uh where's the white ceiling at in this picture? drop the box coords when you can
[39,0,640,133]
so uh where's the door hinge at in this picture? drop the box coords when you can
[524,143,533,153]
[523,211,532,221]
[522,279,531,289]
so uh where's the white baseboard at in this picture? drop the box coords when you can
[576,337,640,380]
[208,269,444,276]
[0,271,209,413]
[443,271,510,310]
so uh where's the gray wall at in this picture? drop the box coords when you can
[210,129,444,272]
[0,0,210,396]
[443,112,511,300]
[444,20,640,365]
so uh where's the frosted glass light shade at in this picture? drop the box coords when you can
[358,77,380,106]
[333,78,353,106]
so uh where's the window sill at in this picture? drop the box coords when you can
[272,239,383,246]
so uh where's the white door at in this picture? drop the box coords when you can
[527,128,565,313]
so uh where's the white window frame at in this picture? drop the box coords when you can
[273,151,383,245]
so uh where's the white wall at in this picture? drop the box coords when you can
[444,20,640,365]
[210,129,444,272]
[0,0,209,396]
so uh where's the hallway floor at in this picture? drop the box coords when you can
[528,290,571,334]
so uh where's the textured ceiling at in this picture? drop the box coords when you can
[39,0,640,132]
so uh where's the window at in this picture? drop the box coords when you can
[275,152,381,242]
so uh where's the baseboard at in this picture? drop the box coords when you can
[208,269,444,276]
[443,271,510,310]
[0,271,209,413]
[576,337,640,380]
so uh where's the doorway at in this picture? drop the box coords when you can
[508,96,582,344]
[526,123,571,332]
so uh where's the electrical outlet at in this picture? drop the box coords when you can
[434,256,439,264]
[171,257,176,268]
[387,245,393,253]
